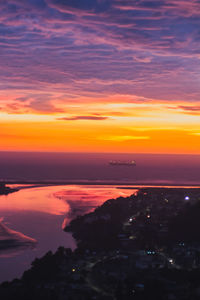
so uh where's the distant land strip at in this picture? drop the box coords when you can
[1,180,200,188]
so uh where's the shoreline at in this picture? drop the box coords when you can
[2,180,200,188]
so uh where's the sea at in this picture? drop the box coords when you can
[1,151,200,185]
[0,151,200,283]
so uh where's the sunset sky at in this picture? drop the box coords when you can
[1,0,200,153]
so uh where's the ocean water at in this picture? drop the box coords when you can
[0,152,200,185]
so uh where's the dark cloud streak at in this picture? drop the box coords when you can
[57,115,109,121]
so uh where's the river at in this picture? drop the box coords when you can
[0,185,135,283]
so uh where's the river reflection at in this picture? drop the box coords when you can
[0,185,135,282]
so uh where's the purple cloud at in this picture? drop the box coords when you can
[0,0,200,112]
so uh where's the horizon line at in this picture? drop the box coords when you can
[0,150,200,156]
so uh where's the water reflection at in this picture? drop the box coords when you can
[0,221,36,258]
[0,185,134,282]
[53,186,135,227]
[0,186,70,215]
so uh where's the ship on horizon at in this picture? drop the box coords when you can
[109,160,136,166]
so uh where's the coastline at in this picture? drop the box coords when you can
[2,186,200,299]
[2,180,200,188]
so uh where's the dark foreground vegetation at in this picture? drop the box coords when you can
[1,188,200,299]
[0,183,18,195]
